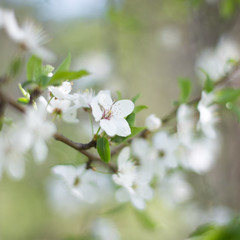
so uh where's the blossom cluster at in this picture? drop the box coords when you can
[0,7,235,235]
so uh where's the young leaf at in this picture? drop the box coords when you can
[54,53,71,74]
[116,91,122,100]
[19,83,30,100]
[214,88,240,104]
[134,209,156,230]
[189,223,216,237]
[124,126,145,140]
[97,137,111,163]
[27,55,42,82]
[48,70,89,86]
[178,78,192,103]
[134,105,148,113]
[132,93,141,103]
[18,97,29,104]
[126,112,135,127]
[201,70,214,93]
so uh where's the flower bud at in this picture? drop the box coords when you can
[145,114,161,131]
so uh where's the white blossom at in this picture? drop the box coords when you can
[23,104,56,163]
[145,114,161,131]
[92,218,120,240]
[71,89,95,109]
[90,90,134,137]
[52,165,98,203]
[0,131,28,180]
[179,138,219,174]
[159,173,192,206]
[113,147,153,209]
[177,104,196,146]
[153,131,179,170]
[48,81,72,100]
[113,147,136,189]
[196,37,240,81]
[197,91,218,139]
[0,8,55,61]
[39,96,79,123]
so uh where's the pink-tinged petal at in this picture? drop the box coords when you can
[112,100,134,118]
[100,119,117,137]
[114,118,131,137]
[97,90,112,109]
[90,97,103,121]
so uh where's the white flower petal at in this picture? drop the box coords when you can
[52,165,77,186]
[112,100,134,118]
[62,108,79,123]
[97,90,112,109]
[33,139,48,163]
[91,97,103,122]
[100,119,117,136]
[117,147,130,165]
[115,118,131,137]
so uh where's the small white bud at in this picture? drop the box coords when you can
[145,114,161,131]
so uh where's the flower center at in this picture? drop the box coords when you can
[73,177,80,186]
[102,109,112,120]
[159,150,166,158]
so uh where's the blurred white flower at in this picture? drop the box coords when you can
[113,147,153,209]
[131,138,158,177]
[177,104,196,146]
[196,37,240,81]
[0,7,55,61]
[52,165,98,203]
[113,147,136,189]
[180,138,219,174]
[92,218,120,240]
[39,96,79,123]
[23,104,56,163]
[48,81,72,100]
[46,178,84,216]
[153,131,179,170]
[71,89,95,108]
[197,91,218,139]
[90,90,134,137]
[0,131,28,180]
[159,173,192,206]
[145,114,161,131]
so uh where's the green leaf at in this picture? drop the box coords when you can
[134,209,156,230]
[124,126,145,140]
[134,105,148,113]
[18,83,30,100]
[17,97,29,104]
[132,93,141,103]
[201,70,214,93]
[220,0,236,18]
[48,70,89,86]
[97,137,111,163]
[189,223,216,238]
[42,64,54,76]
[9,57,22,77]
[126,112,135,127]
[111,127,145,143]
[178,78,192,103]
[214,88,240,104]
[54,53,71,74]
[226,102,240,122]
[116,91,122,100]
[27,55,42,83]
